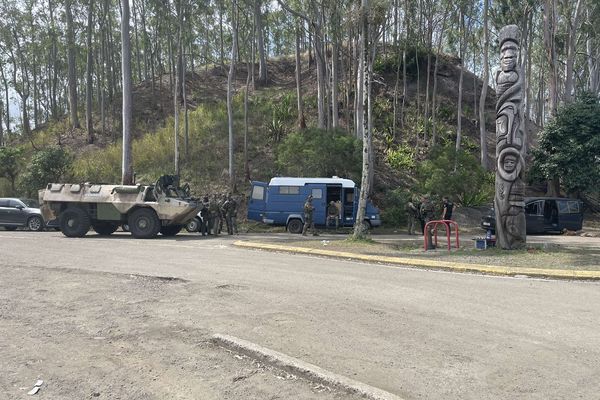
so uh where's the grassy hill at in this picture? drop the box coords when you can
[2,47,526,226]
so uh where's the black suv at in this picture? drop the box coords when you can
[0,198,47,231]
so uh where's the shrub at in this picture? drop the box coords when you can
[414,145,493,207]
[386,144,415,170]
[276,128,362,181]
[20,147,73,196]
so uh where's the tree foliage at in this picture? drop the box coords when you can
[530,93,600,195]
[415,145,494,206]
[276,128,362,181]
[0,146,23,194]
[20,147,72,196]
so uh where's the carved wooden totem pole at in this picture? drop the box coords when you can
[494,25,526,250]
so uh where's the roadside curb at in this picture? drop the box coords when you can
[233,241,600,281]
[211,333,406,400]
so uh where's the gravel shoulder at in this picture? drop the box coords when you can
[0,264,358,400]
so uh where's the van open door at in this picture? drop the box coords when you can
[247,181,268,222]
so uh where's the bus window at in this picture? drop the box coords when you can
[279,186,300,195]
[345,191,354,203]
[252,185,265,200]
[312,188,322,199]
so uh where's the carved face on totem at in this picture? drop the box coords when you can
[500,43,518,72]
[503,154,517,173]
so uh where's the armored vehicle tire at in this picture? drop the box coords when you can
[160,225,183,236]
[92,221,119,236]
[185,217,200,232]
[128,208,161,239]
[27,216,44,232]
[287,219,303,234]
[60,207,91,237]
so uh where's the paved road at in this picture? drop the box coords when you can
[2,231,600,399]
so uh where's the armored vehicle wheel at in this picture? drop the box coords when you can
[128,208,160,239]
[160,225,183,236]
[27,216,44,231]
[185,217,200,232]
[60,207,91,237]
[92,221,119,236]
[287,219,303,234]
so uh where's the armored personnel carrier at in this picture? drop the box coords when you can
[40,175,198,239]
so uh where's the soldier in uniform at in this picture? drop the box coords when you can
[326,201,339,229]
[224,194,238,235]
[199,195,210,236]
[208,194,220,235]
[420,195,436,249]
[217,193,228,234]
[441,196,454,221]
[405,197,419,235]
[302,195,318,236]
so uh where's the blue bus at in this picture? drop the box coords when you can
[247,177,381,233]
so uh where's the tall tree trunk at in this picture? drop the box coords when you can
[121,0,134,185]
[227,0,239,191]
[544,0,560,195]
[564,0,583,104]
[0,97,3,146]
[431,7,449,146]
[295,19,306,129]
[86,0,95,144]
[544,0,558,118]
[478,0,489,170]
[353,0,371,239]
[456,10,465,156]
[423,13,433,142]
[66,0,80,129]
[401,0,409,131]
[331,40,339,129]
[255,0,268,85]
[173,1,182,176]
[313,12,327,130]
[132,0,142,83]
[0,66,10,134]
[244,60,251,182]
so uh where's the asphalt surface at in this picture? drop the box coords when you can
[2,230,600,399]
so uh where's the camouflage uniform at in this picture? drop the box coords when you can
[224,195,238,235]
[199,196,210,236]
[302,195,318,236]
[208,195,220,235]
[326,201,339,229]
[405,200,419,235]
[217,194,227,234]
[420,197,435,249]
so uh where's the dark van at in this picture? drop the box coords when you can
[481,197,584,234]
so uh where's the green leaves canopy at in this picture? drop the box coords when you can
[531,93,600,195]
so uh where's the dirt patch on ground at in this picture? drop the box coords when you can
[0,265,359,400]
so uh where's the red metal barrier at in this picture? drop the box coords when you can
[423,220,460,251]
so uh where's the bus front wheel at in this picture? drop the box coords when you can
[287,219,303,234]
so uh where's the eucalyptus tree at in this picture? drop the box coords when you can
[65,0,80,129]
[121,0,134,185]
[227,0,238,190]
